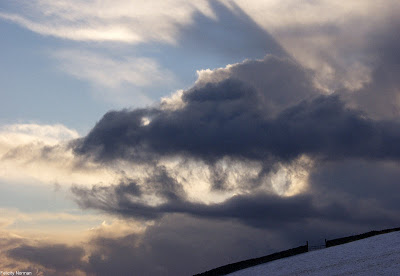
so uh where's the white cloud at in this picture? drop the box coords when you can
[160,89,186,111]
[0,123,79,148]
[51,49,178,106]
[0,208,149,254]
[0,12,142,43]
[53,49,175,89]
[0,0,216,44]
[267,155,313,197]
[0,123,117,186]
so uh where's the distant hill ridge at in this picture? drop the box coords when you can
[194,226,400,276]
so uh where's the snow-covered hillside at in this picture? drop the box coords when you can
[230,231,400,275]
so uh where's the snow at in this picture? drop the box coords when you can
[230,231,400,275]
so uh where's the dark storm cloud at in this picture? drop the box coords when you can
[7,244,85,271]
[72,171,400,230]
[198,56,318,114]
[72,180,319,227]
[71,54,400,230]
[73,55,319,162]
[67,79,400,275]
[310,159,400,224]
[74,75,400,163]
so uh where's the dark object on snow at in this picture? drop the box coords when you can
[325,227,400,248]
[193,243,308,276]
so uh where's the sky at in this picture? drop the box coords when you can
[0,0,400,275]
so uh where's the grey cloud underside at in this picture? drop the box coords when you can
[7,244,85,271]
[71,159,400,228]
[74,58,400,163]
[72,181,317,227]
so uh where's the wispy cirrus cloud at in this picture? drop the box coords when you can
[0,0,215,44]
[53,50,176,89]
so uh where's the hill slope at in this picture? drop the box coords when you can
[230,231,400,275]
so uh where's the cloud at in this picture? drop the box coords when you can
[340,18,400,119]
[50,49,178,106]
[1,213,305,275]
[232,0,400,94]
[0,0,215,44]
[3,123,400,274]
[81,209,399,276]
[1,0,290,109]
[0,209,170,275]
[74,58,400,164]
[7,244,85,273]
[53,50,176,89]
[0,123,79,150]
[84,214,281,275]
[2,2,400,274]
[71,158,400,230]
[0,207,132,244]
[174,0,286,61]
[3,51,399,238]
[72,179,318,227]
[4,203,399,276]
[0,123,118,186]
[1,2,400,276]
[65,53,400,273]
[0,232,37,273]
[64,54,400,238]
[195,56,316,115]
[0,209,150,274]
[2,0,399,103]
[310,159,400,223]
[2,214,280,275]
